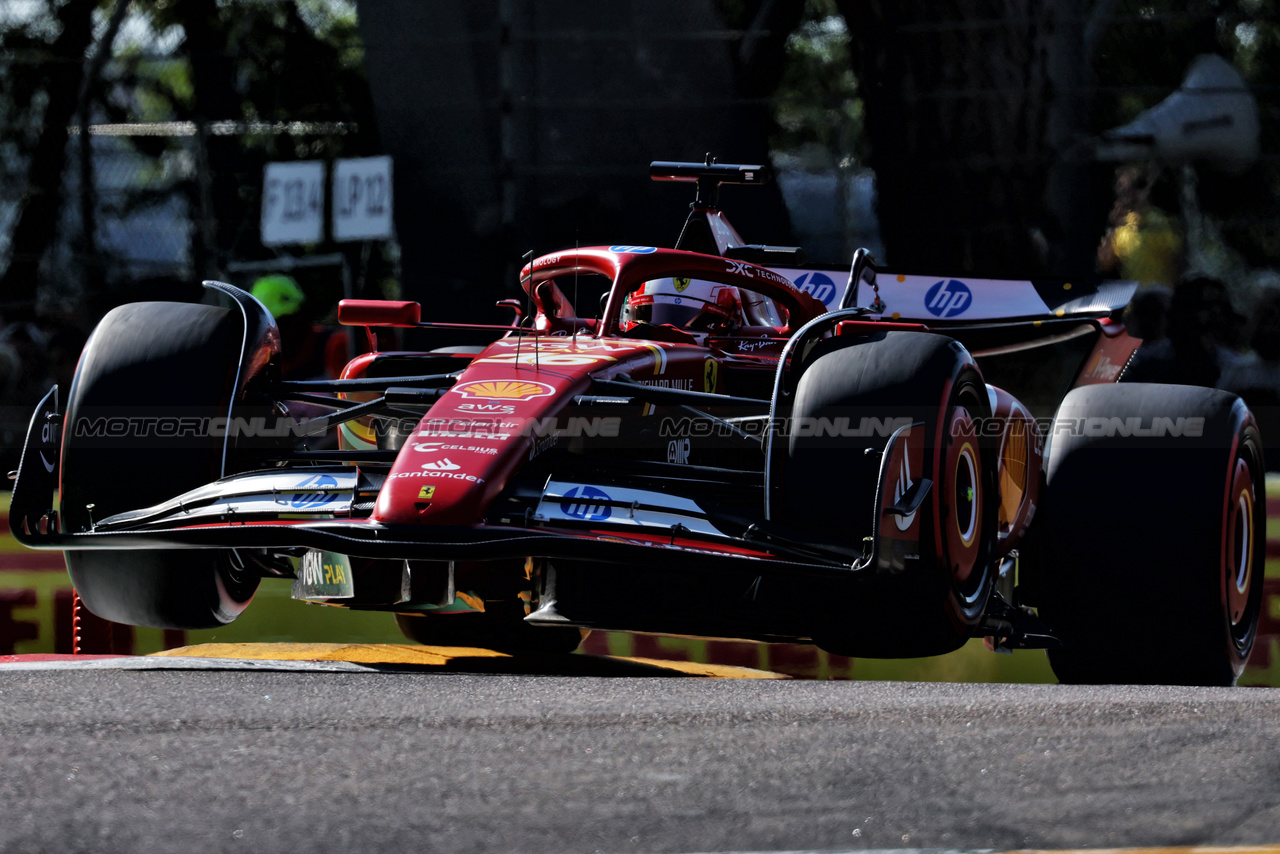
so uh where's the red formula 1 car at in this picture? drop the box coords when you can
[11,160,1265,685]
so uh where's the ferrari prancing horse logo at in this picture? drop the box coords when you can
[703,359,718,394]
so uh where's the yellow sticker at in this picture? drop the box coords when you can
[703,358,719,394]
[417,486,436,500]
[454,379,556,399]
[674,277,691,293]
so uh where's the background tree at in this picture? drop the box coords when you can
[124,0,381,309]
[835,0,1056,275]
[833,0,1279,281]
[0,0,97,322]
[4,0,1277,319]
[0,0,380,320]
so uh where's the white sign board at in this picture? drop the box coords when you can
[261,161,324,246]
[332,156,394,241]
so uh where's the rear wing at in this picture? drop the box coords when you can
[647,160,1138,326]
[768,265,1139,325]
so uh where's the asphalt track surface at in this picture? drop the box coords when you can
[4,648,1280,854]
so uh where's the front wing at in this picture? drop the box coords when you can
[10,385,864,581]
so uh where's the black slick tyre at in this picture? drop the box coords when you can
[60,302,259,629]
[1031,383,1264,686]
[778,331,997,658]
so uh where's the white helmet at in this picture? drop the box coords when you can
[621,277,741,331]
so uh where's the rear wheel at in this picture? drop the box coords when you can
[1030,383,1265,686]
[61,302,260,629]
[778,332,997,658]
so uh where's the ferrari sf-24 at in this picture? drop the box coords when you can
[11,160,1265,685]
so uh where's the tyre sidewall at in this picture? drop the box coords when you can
[1033,383,1264,685]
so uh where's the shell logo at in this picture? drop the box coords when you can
[453,379,556,401]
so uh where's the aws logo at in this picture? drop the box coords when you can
[924,279,973,318]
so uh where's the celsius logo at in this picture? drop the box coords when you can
[560,486,612,521]
[290,474,338,509]
[793,272,837,305]
[925,279,972,317]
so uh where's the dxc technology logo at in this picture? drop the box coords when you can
[924,279,973,318]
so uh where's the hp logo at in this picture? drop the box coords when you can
[291,474,339,509]
[924,279,973,318]
[793,272,837,306]
[560,486,613,521]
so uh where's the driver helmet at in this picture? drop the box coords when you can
[621,277,741,331]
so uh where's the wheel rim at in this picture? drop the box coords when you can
[954,443,978,547]
[1224,453,1257,646]
[944,403,982,587]
[213,557,257,624]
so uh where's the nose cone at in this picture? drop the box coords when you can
[371,335,674,526]
[373,376,586,526]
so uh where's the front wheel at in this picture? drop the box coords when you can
[66,550,257,630]
[60,301,263,629]
[777,332,997,658]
